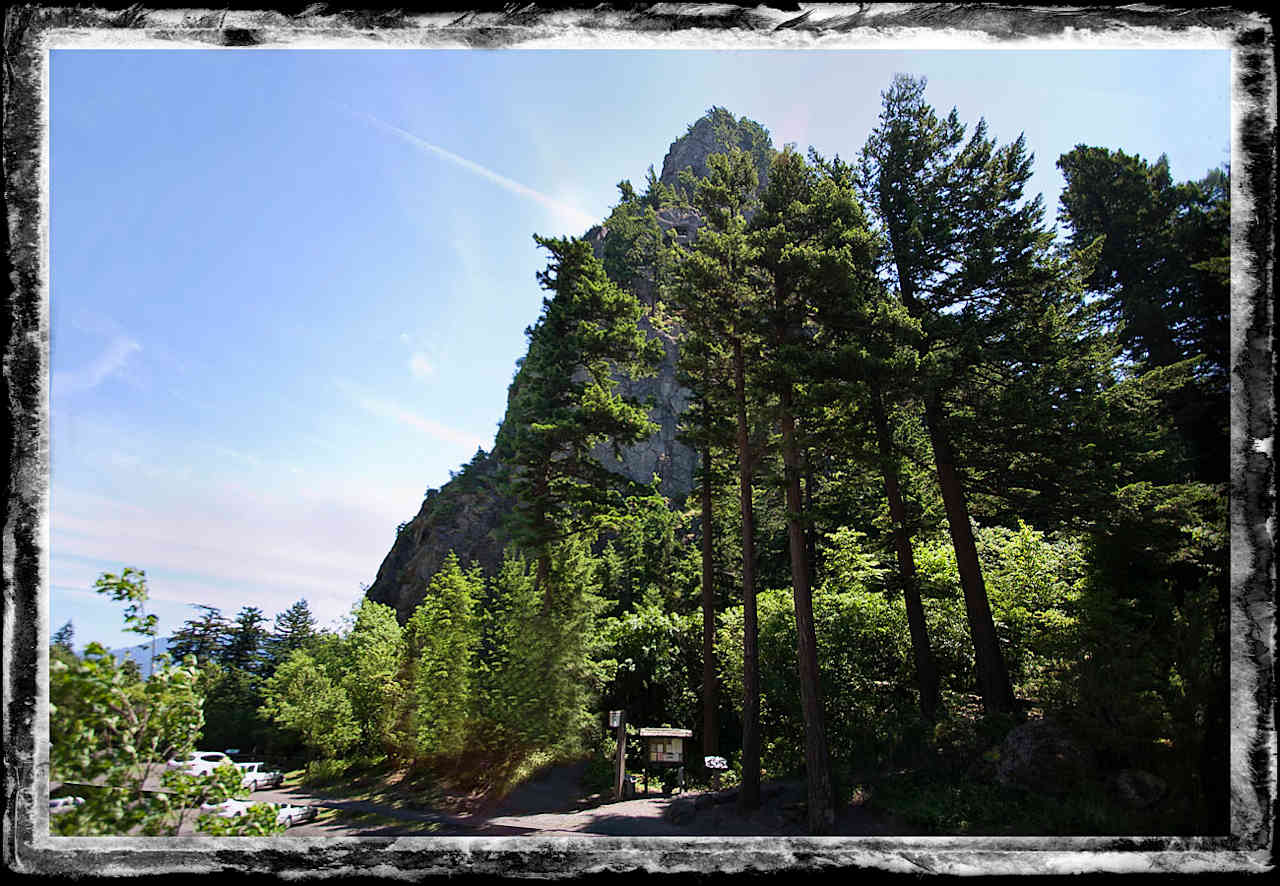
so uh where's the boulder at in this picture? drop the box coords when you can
[995,719,1095,795]
[1110,769,1167,809]
[664,795,698,825]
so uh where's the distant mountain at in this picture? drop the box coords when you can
[102,636,174,679]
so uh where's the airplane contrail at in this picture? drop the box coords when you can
[346,107,599,232]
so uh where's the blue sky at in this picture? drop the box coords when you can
[48,48,1230,651]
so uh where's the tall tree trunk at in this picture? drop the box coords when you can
[923,393,1016,714]
[779,381,835,833]
[700,440,718,759]
[803,452,817,591]
[733,336,761,812]
[870,380,941,721]
[896,269,1014,716]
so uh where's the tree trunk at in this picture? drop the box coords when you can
[803,453,817,591]
[896,268,1014,716]
[779,381,835,833]
[700,440,718,759]
[870,380,941,721]
[733,336,761,812]
[924,394,1016,714]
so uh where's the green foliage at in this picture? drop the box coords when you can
[1069,481,1227,822]
[716,578,919,776]
[596,604,702,738]
[169,603,232,666]
[259,648,360,760]
[471,540,608,757]
[494,234,662,563]
[1057,146,1229,484]
[471,549,538,747]
[596,487,698,615]
[199,661,267,756]
[340,599,406,755]
[196,800,286,836]
[223,606,269,674]
[402,553,481,759]
[93,567,158,641]
[50,643,205,834]
[913,522,1087,699]
[49,568,260,836]
[52,620,75,655]
[269,598,320,667]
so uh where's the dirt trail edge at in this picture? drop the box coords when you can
[246,763,900,837]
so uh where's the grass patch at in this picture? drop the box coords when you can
[325,808,444,833]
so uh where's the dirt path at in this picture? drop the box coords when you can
[177,763,902,837]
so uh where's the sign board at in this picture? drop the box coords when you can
[647,737,683,763]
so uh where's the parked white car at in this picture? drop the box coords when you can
[274,803,318,828]
[200,798,316,828]
[236,762,285,792]
[49,796,84,815]
[167,750,233,776]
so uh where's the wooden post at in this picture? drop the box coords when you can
[611,710,626,801]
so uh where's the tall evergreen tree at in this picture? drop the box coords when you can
[402,553,482,759]
[668,226,737,764]
[169,604,231,667]
[493,234,662,596]
[270,599,319,666]
[859,74,1026,714]
[52,620,75,655]
[1056,146,1230,483]
[223,606,269,674]
[672,148,768,811]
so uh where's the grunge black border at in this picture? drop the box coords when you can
[4,3,1274,877]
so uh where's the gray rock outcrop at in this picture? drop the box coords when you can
[365,108,774,623]
[995,718,1096,796]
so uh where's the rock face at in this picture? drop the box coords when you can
[658,106,773,193]
[589,312,697,497]
[365,108,774,623]
[365,452,511,622]
[995,719,1096,796]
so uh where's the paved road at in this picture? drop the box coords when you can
[65,765,895,837]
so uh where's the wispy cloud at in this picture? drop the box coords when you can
[346,107,599,232]
[356,394,488,451]
[334,377,489,451]
[409,351,434,379]
[53,335,141,396]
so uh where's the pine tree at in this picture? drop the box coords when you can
[493,234,662,596]
[671,148,768,810]
[748,145,886,832]
[402,553,481,759]
[169,604,231,667]
[52,620,75,654]
[269,599,319,666]
[859,74,1021,714]
[1057,146,1229,483]
[223,606,269,674]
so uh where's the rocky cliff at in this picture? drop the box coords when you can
[365,108,774,622]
